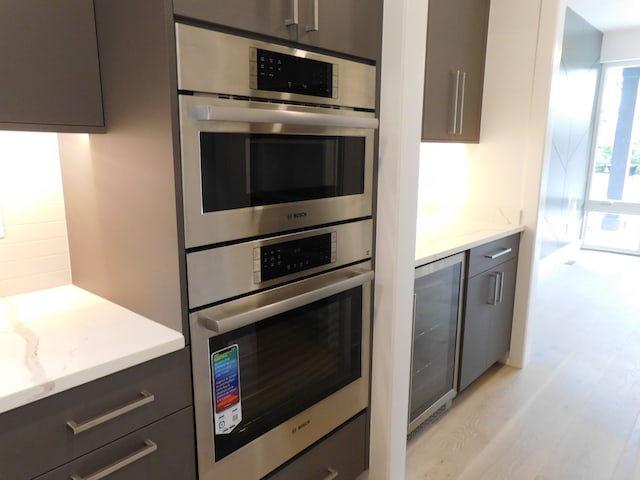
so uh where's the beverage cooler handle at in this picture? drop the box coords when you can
[191,105,379,130]
[199,269,374,334]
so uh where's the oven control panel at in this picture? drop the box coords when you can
[254,232,337,283]
[250,48,337,99]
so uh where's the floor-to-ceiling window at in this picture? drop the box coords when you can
[583,63,640,255]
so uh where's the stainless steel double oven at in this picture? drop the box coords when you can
[176,23,377,479]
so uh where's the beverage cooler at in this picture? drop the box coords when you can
[409,252,465,432]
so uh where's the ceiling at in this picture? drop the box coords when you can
[567,0,640,32]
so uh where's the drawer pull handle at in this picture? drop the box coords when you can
[322,468,339,480]
[66,390,155,435]
[484,247,512,260]
[70,439,157,480]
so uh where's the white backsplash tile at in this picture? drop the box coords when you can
[0,132,71,297]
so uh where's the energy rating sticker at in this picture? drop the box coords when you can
[211,344,242,435]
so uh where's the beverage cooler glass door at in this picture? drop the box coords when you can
[189,265,372,480]
[409,253,464,432]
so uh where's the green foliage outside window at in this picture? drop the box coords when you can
[595,140,640,174]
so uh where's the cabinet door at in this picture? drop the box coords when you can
[458,271,491,391]
[34,408,195,480]
[297,0,383,61]
[173,0,296,42]
[486,258,517,367]
[421,0,490,142]
[459,258,517,391]
[0,0,103,131]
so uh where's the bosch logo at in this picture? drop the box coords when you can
[287,211,308,220]
[291,419,311,434]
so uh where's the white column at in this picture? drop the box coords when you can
[368,0,429,479]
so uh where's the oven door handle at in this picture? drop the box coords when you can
[191,105,379,130]
[198,268,374,334]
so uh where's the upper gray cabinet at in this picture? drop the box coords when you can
[422,0,490,142]
[173,0,297,43]
[0,0,104,132]
[173,0,382,61]
[295,0,382,61]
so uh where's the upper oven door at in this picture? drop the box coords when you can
[179,95,377,248]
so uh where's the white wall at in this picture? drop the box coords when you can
[370,0,569,475]
[601,28,640,63]
[369,0,428,479]
[0,132,71,297]
[416,0,568,369]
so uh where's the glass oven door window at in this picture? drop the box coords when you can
[199,133,365,212]
[208,286,363,461]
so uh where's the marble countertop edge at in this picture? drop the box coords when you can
[0,336,184,415]
[0,285,185,415]
[415,223,525,266]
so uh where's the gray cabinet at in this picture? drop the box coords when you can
[409,253,464,432]
[173,0,296,42]
[0,349,194,480]
[173,0,382,61]
[264,412,367,480]
[421,0,490,142]
[459,234,520,391]
[34,409,195,480]
[295,0,383,61]
[0,0,104,132]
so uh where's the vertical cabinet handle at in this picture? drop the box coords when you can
[448,70,467,136]
[448,70,461,135]
[285,0,299,26]
[66,390,155,435]
[458,71,467,135]
[497,271,505,304]
[70,439,157,480]
[488,272,499,305]
[487,271,505,305]
[305,0,319,32]
[322,468,339,480]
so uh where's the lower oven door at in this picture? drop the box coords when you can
[190,263,373,480]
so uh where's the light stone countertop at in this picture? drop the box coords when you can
[0,285,184,414]
[415,217,525,266]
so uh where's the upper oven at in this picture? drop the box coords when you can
[176,24,378,248]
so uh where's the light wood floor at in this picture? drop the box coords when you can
[406,249,640,480]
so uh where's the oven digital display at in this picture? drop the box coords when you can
[256,48,333,98]
[259,233,334,282]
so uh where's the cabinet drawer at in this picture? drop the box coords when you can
[0,348,192,480]
[265,412,367,480]
[468,234,520,277]
[34,408,196,480]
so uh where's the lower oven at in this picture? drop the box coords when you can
[188,222,373,479]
